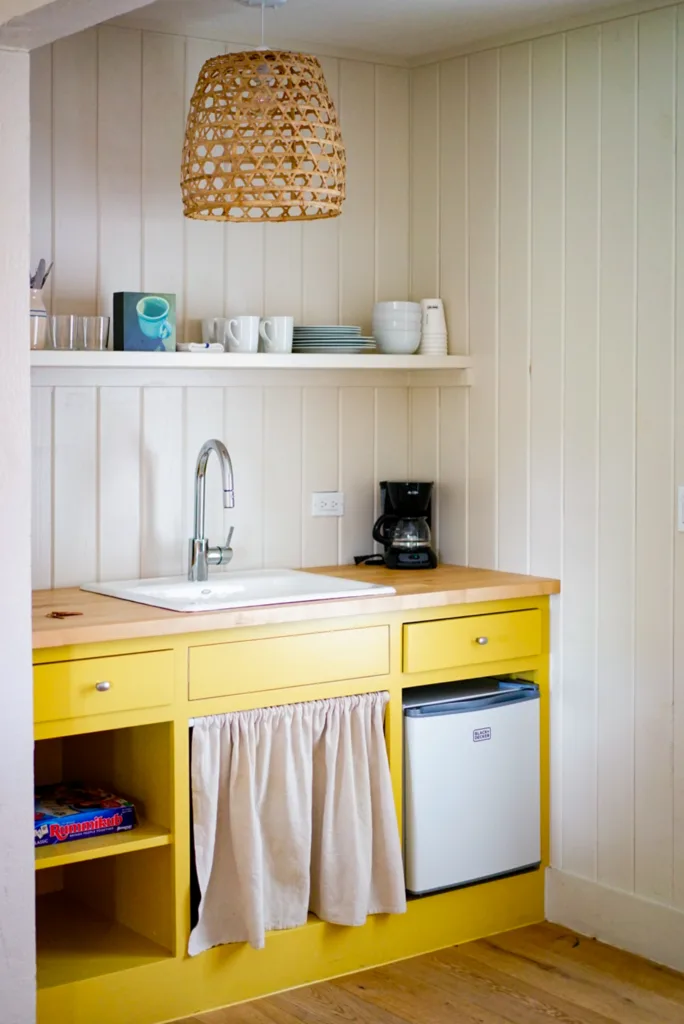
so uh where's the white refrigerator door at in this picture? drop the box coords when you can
[404,697,540,894]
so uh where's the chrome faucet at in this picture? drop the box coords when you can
[188,439,235,582]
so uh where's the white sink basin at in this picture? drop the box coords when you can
[81,569,395,613]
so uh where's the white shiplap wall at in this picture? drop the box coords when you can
[31,373,464,589]
[412,4,684,959]
[29,28,467,589]
[30,27,411,336]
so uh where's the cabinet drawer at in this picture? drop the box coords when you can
[189,625,390,701]
[34,650,174,724]
[403,609,541,674]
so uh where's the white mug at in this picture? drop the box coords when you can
[259,315,294,354]
[420,298,447,336]
[226,315,260,353]
[202,317,229,346]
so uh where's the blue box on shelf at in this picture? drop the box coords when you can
[34,783,137,847]
[113,291,177,352]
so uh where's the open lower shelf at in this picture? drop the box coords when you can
[35,820,172,871]
[30,350,472,371]
[36,890,172,989]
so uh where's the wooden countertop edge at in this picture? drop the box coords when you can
[32,568,560,650]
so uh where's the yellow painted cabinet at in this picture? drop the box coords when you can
[188,624,390,700]
[34,598,549,1024]
[403,609,542,674]
[34,650,174,724]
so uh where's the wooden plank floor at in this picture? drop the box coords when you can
[177,923,684,1023]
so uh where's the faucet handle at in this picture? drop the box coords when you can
[206,526,235,569]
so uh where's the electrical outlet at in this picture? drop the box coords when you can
[311,492,345,517]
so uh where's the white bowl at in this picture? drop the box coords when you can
[374,327,421,354]
[373,308,421,318]
[373,317,422,332]
[373,310,421,322]
[374,301,421,316]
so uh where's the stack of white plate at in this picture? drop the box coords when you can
[293,325,375,355]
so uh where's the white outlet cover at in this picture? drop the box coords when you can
[311,492,345,517]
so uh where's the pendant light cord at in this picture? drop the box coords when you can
[261,1,265,48]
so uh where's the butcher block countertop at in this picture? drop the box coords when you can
[32,564,560,650]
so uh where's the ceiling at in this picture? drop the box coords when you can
[115,0,638,62]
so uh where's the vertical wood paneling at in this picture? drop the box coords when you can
[302,388,339,567]
[52,30,97,315]
[140,388,184,578]
[184,39,226,341]
[53,388,97,587]
[263,388,303,568]
[31,388,53,590]
[99,388,141,581]
[529,35,565,582]
[497,42,531,575]
[223,388,264,571]
[375,65,410,302]
[439,57,468,355]
[409,388,439,480]
[675,6,684,912]
[97,27,142,318]
[30,45,53,312]
[634,6,676,904]
[410,64,439,301]
[467,49,499,569]
[562,25,600,883]
[529,34,565,867]
[339,388,375,563]
[339,61,375,331]
[439,388,468,564]
[142,32,185,317]
[375,387,410,549]
[225,222,265,317]
[264,223,303,321]
[375,388,409,487]
[39,33,415,336]
[302,58,340,325]
[597,16,637,895]
[35,380,427,582]
[183,388,226,558]
[410,387,439,545]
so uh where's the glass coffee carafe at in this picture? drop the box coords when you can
[372,513,433,552]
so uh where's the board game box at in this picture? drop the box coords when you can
[34,783,137,847]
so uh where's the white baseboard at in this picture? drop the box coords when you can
[546,868,684,973]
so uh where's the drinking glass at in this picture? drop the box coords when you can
[82,316,110,351]
[50,315,82,350]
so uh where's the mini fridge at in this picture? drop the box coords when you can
[403,679,541,896]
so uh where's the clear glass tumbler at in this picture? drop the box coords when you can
[50,314,82,350]
[82,316,110,351]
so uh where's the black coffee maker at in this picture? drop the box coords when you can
[371,481,438,570]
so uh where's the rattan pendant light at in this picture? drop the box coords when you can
[181,0,346,222]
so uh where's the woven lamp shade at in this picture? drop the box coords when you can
[181,49,346,222]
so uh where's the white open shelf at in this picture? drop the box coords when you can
[30,351,471,371]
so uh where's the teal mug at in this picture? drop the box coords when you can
[136,295,172,341]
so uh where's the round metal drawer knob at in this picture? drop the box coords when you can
[475,636,489,646]
[95,681,111,692]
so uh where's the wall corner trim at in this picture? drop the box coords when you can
[546,868,684,973]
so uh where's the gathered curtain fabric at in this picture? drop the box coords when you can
[189,691,406,954]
